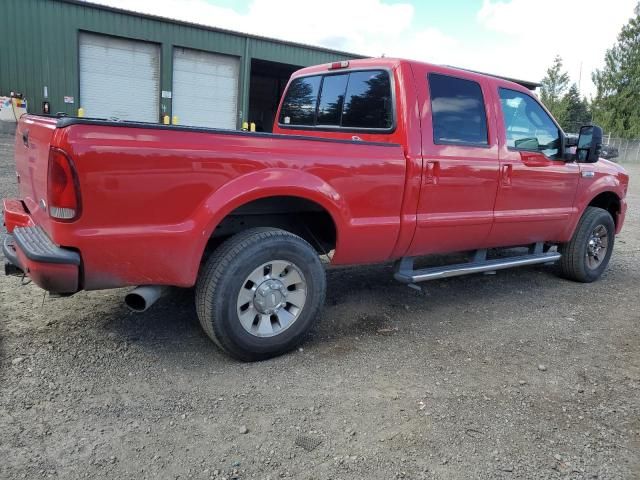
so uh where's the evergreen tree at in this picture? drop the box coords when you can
[561,83,591,133]
[540,55,570,124]
[592,3,640,138]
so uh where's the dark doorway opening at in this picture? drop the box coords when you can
[249,59,301,132]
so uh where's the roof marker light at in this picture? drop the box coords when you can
[328,61,349,70]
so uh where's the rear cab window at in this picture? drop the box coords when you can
[278,75,321,126]
[278,69,394,131]
[316,74,348,125]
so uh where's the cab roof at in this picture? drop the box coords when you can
[292,57,540,92]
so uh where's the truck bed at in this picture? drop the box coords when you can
[7,115,407,291]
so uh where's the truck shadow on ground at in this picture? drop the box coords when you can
[88,261,576,364]
[319,262,578,340]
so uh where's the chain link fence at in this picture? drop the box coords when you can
[603,135,640,163]
[564,124,640,163]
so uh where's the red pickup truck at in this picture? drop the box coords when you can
[3,58,629,360]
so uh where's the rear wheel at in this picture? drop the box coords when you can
[558,206,615,282]
[195,228,326,361]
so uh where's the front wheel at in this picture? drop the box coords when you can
[195,228,326,361]
[558,206,615,283]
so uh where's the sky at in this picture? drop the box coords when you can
[87,0,638,97]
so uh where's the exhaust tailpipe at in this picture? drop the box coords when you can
[5,261,24,277]
[125,285,166,312]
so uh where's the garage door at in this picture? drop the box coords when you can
[172,48,239,129]
[79,33,160,122]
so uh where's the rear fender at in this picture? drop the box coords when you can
[186,168,349,282]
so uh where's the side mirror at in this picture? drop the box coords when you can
[514,137,540,151]
[565,135,577,147]
[576,125,603,163]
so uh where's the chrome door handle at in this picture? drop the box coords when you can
[501,164,512,186]
[425,161,439,184]
[581,171,595,178]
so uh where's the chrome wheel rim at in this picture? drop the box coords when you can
[586,224,609,269]
[236,260,307,338]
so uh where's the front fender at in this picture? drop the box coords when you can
[564,168,626,238]
[186,168,350,282]
[578,172,622,207]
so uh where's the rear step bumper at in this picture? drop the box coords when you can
[395,247,561,284]
[3,226,80,293]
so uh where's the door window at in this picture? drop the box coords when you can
[499,88,561,159]
[428,73,489,146]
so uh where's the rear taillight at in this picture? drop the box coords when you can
[47,148,81,221]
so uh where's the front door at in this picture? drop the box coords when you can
[407,70,500,256]
[488,87,580,247]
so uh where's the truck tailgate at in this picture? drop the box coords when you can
[14,115,59,233]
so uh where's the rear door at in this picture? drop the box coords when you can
[487,87,580,246]
[407,69,500,256]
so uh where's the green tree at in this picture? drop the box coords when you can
[592,3,640,138]
[540,55,570,124]
[561,83,591,133]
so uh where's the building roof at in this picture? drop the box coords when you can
[64,1,540,90]
[62,0,363,58]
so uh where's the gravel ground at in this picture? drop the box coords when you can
[0,130,639,480]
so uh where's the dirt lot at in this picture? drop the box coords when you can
[0,130,638,480]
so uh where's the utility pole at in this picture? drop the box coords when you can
[578,61,583,92]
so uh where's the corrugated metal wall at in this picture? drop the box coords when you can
[0,0,360,126]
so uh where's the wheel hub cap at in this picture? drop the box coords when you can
[586,224,608,269]
[253,279,287,314]
[588,238,603,256]
[236,260,307,338]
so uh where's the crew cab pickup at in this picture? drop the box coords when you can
[3,58,629,360]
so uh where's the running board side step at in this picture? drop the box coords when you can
[394,244,561,284]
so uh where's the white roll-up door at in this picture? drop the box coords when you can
[172,48,239,129]
[79,32,160,122]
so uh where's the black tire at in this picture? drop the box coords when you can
[195,228,326,361]
[558,206,615,283]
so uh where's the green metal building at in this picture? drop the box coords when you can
[0,0,361,131]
